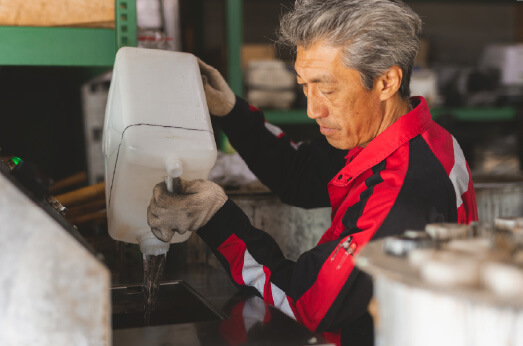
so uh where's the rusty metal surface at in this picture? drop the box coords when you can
[473,175,523,223]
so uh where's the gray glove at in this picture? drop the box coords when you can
[147,177,228,242]
[198,58,236,116]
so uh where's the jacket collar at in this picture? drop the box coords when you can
[341,96,432,179]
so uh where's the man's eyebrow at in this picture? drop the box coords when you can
[295,72,337,84]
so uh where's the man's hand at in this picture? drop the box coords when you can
[147,177,228,242]
[198,58,236,116]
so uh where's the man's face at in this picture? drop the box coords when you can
[295,40,384,149]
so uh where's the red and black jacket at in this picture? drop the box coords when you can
[197,96,478,343]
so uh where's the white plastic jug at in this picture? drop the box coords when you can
[103,47,217,255]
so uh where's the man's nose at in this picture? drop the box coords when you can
[306,88,328,119]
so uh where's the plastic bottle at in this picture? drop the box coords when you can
[103,47,217,255]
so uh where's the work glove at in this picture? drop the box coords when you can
[147,177,228,243]
[198,58,236,116]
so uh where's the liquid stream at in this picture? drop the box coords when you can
[143,253,167,325]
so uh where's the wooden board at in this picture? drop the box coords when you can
[0,0,114,28]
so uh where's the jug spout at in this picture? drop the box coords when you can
[138,232,170,256]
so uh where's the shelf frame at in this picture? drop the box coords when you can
[115,0,138,52]
[226,0,244,97]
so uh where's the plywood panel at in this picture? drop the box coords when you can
[0,0,114,28]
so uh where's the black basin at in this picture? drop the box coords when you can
[111,280,226,329]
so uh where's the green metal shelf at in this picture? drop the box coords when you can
[0,0,137,67]
[226,0,243,96]
[264,107,517,125]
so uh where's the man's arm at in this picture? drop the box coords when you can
[197,199,372,333]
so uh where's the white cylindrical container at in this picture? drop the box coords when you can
[103,47,217,255]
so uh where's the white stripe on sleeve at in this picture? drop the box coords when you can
[448,136,469,208]
[242,250,267,297]
[270,283,297,320]
[242,250,297,320]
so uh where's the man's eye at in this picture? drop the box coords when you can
[321,89,335,95]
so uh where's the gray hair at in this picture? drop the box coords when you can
[279,0,422,99]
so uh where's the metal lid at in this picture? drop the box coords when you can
[383,230,434,257]
[425,223,471,241]
[494,217,517,231]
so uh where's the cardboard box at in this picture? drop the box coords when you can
[241,44,275,70]
[0,0,114,28]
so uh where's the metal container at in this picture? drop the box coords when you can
[473,174,523,223]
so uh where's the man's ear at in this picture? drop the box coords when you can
[375,66,403,101]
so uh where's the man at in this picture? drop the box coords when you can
[147,0,478,344]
